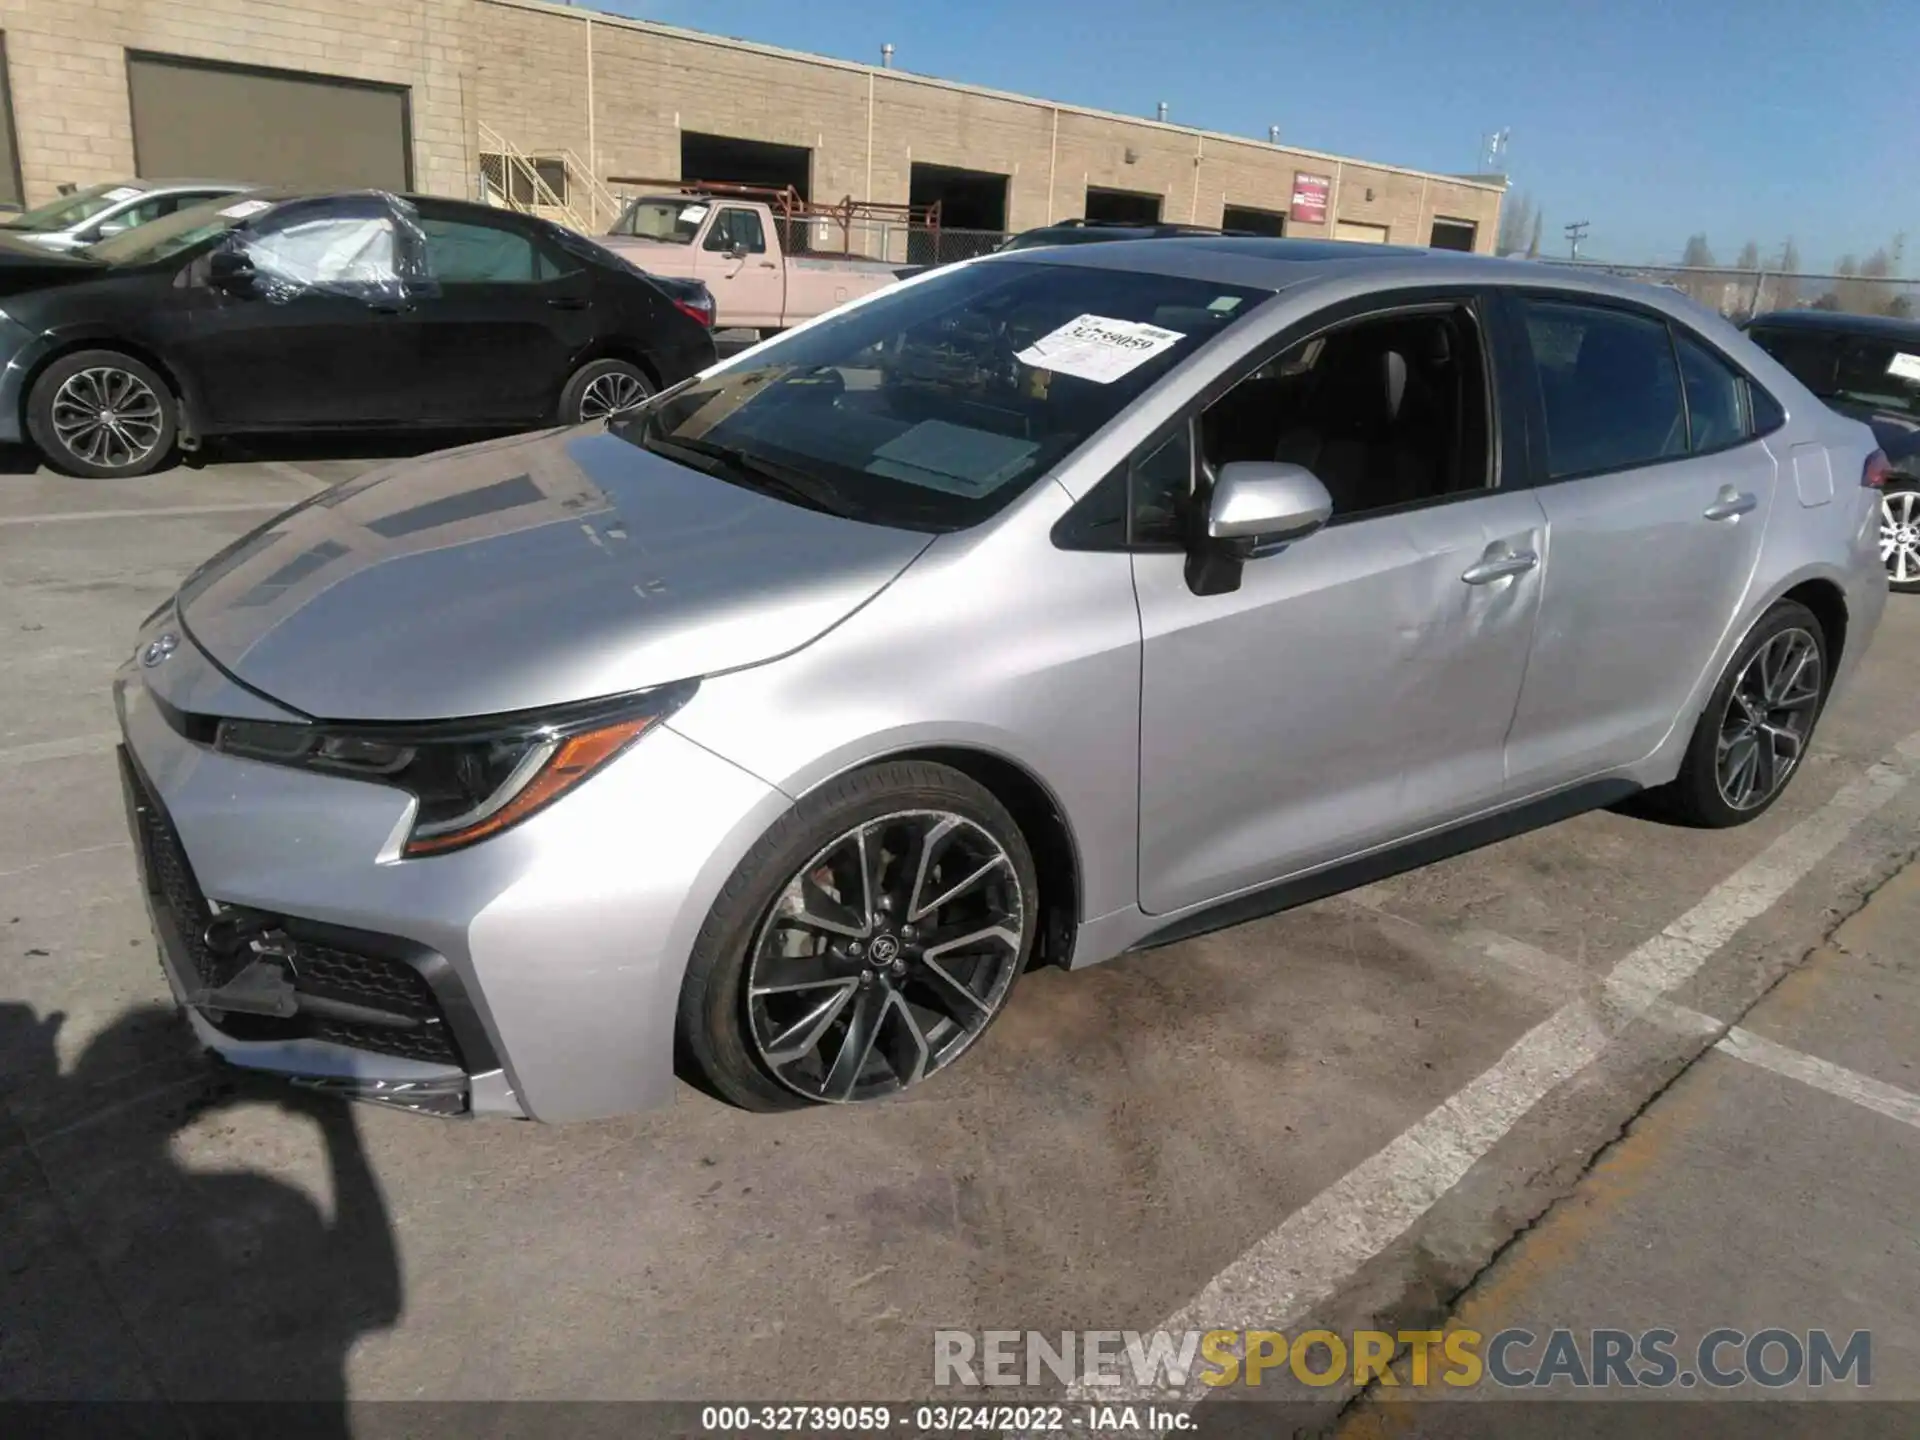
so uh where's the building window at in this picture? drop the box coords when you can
[1429,218,1477,252]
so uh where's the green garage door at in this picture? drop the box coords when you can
[127,53,410,191]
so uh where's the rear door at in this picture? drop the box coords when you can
[410,207,594,424]
[1500,294,1781,790]
[171,196,422,430]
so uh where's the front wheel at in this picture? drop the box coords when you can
[27,349,178,478]
[679,761,1038,1110]
[1880,479,1920,593]
[1654,599,1828,827]
[558,358,653,424]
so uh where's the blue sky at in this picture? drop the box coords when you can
[599,0,1915,274]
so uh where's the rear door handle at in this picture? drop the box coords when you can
[1461,548,1540,585]
[368,301,412,315]
[545,296,589,310]
[1703,490,1758,521]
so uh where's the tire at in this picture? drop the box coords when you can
[557,358,653,424]
[1653,599,1829,828]
[26,349,177,478]
[1880,478,1920,594]
[679,760,1039,1111]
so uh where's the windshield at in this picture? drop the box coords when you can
[620,258,1267,531]
[1750,326,1920,420]
[84,196,259,266]
[2,183,141,234]
[609,197,707,243]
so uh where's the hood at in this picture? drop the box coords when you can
[177,426,933,721]
[0,234,101,296]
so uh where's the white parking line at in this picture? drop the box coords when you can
[1081,733,1920,1406]
[1716,1026,1920,1132]
[0,502,286,527]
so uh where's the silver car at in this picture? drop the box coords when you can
[115,240,1888,1121]
[2,179,250,252]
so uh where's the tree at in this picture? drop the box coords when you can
[1735,240,1760,270]
[1832,254,1864,314]
[1496,191,1535,257]
[1526,208,1543,258]
[1771,238,1802,311]
[1678,234,1720,308]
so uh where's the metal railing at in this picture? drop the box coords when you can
[476,122,620,235]
[1538,259,1920,323]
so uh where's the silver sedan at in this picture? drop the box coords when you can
[2,178,250,252]
[114,239,1888,1120]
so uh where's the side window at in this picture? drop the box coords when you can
[704,207,766,255]
[1131,424,1195,548]
[1196,303,1491,521]
[1520,300,1685,478]
[1673,332,1750,454]
[242,212,399,289]
[418,216,538,283]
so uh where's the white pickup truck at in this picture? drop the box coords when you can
[599,190,909,336]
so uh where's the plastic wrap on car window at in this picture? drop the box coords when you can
[214,190,436,306]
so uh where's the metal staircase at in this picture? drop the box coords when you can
[475,122,624,236]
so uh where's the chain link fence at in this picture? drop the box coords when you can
[1538,261,1920,324]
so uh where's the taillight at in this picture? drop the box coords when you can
[1864,450,1892,489]
[674,297,714,329]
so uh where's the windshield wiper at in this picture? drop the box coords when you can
[641,432,857,518]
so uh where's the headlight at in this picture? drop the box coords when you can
[212,682,695,857]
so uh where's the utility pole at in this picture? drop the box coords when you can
[1564,220,1589,260]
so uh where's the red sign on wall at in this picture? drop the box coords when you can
[1289,172,1331,225]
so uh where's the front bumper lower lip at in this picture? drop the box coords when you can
[118,740,526,1120]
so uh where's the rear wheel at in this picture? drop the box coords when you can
[1880,479,1920,593]
[679,761,1037,1110]
[559,358,653,424]
[27,350,177,478]
[1655,599,1828,827]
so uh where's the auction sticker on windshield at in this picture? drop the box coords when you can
[1016,314,1185,384]
[219,199,274,220]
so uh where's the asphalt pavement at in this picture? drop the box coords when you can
[1,435,1917,1431]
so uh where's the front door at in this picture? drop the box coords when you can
[693,206,784,330]
[1133,297,1547,915]
[409,209,595,425]
[174,198,421,430]
[1500,297,1781,790]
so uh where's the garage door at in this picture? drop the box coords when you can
[1333,220,1391,244]
[128,53,410,192]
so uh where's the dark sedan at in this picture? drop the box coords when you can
[1746,308,1920,591]
[0,190,717,477]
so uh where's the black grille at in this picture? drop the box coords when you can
[121,748,466,1069]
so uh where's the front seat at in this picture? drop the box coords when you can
[1273,341,1435,515]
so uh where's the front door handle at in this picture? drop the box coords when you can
[757,260,778,269]
[1704,489,1758,521]
[545,295,588,310]
[1461,548,1540,585]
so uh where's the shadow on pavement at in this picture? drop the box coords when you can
[199,427,535,469]
[0,1002,401,1435]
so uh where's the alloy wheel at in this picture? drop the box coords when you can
[578,370,650,420]
[50,367,164,471]
[1882,489,1920,586]
[1715,627,1822,811]
[746,810,1025,1103]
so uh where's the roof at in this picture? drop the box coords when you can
[1745,309,1920,341]
[995,236,1757,325]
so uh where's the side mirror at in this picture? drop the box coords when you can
[208,248,256,294]
[93,217,131,239]
[726,244,749,261]
[1207,461,1333,552]
[1187,461,1333,596]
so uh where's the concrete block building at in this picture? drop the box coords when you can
[0,0,1503,251]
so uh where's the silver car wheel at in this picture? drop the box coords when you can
[577,370,650,420]
[1715,626,1822,811]
[746,809,1025,1103]
[1881,488,1920,586]
[50,366,164,471]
